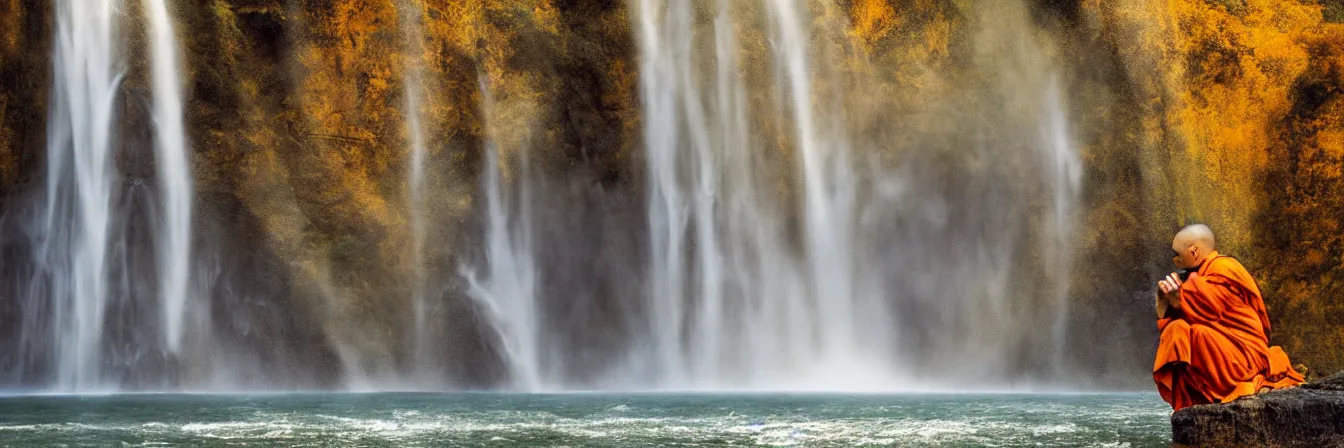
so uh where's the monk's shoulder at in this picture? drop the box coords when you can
[1208,255,1243,270]
[1205,255,1255,282]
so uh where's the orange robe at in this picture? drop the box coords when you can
[1154,251,1304,410]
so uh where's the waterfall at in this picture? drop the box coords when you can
[400,0,433,380]
[766,0,869,377]
[631,0,1083,389]
[634,0,690,387]
[633,0,895,390]
[0,0,1091,392]
[35,0,124,390]
[462,80,545,391]
[1042,77,1083,373]
[145,0,195,355]
[19,0,197,391]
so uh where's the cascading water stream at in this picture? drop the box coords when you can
[631,0,1083,389]
[18,0,199,391]
[1042,77,1083,374]
[462,79,545,392]
[32,0,123,390]
[400,0,433,381]
[766,0,866,369]
[634,0,691,388]
[633,0,895,390]
[144,0,195,355]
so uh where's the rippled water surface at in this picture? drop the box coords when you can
[0,392,1171,446]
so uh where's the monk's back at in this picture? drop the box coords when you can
[1191,255,1272,350]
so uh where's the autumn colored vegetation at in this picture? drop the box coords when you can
[1073,0,1344,376]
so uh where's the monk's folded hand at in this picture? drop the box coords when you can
[1157,273,1182,309]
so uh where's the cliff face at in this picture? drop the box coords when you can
[0,0,47,197]
[1078,0,1344,376]
[167,0,642,386]
[0,0,1340,389]
[1258,21,1344,378]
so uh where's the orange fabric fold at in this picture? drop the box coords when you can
[1153,252,1304,411]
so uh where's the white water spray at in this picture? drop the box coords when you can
[39,0,123,389]
[1042,76,1083,373]
[767,0,868,371]
[634,0,690,387]
[631,0,1083,389]
[462,80,545,391]
[145,0,195,354]
[633,0,896,390]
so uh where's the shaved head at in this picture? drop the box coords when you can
[1174,224,1216,251]
[1171,224,1216,269]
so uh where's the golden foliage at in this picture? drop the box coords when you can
[1170,0,1318,250]
[1257,22,1344,374]
[281,0,423,362]
[1083,0,1344,373]
[424,0,483,53]
[850,0,897,49]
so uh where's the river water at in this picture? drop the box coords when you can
[0,393,1170,447]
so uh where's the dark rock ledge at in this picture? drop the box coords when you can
[1171,372,1344,447]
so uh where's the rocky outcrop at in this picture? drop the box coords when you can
[1171,372,1344,447]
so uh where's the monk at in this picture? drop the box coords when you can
[1153,224,1304,410]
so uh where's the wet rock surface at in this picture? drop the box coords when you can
[1171,372,1344,447]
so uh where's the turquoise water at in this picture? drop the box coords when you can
[0,393,1171,446]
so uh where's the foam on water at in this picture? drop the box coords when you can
[0,393,1172,447]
